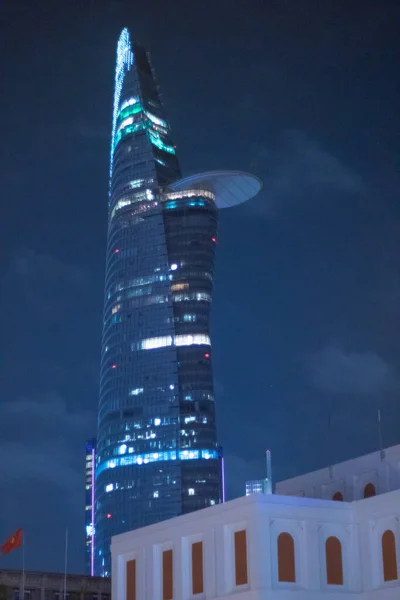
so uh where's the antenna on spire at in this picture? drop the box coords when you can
[378,409,385,461]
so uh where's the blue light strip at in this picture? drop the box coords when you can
[110,29,134,180]
[96,449,218,477]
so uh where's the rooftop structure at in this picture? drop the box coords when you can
[0,570,110,600]
[276,443,400,502]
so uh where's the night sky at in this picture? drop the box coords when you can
[0,0,399,574]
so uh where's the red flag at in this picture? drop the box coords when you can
[1,529,23,554]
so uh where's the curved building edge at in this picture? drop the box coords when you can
[167,170,263,209]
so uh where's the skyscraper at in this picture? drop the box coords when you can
[85,438,96,576]
[95,28,262,575]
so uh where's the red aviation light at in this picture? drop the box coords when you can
[111,364,117,369]
[204,353,210,359]
[114,249,119,253]
[211,237,216,243]
[107,514,112,519]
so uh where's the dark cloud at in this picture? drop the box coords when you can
[310,346,400,395]
[249,130,366,214]
[0,395,95,495]
[11,250,90,317]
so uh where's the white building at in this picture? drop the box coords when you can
[112,487,400,600]
[276,444,400,502]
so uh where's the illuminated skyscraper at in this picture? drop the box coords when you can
[85,438,96,576]
[95,28,262,575]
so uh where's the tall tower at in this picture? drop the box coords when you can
[85,438,96,576]
[95,29,262,576]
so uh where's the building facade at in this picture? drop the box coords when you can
[112,490,400,600]
[85,439,96,575]
[276,443,400,502]
[0,570,110,600]
[245,478,271,496]
[94,28,262,575]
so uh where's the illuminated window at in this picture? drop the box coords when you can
[164,189,215,202]
[175,334,210,347]
[162,549,173,600]
[171,283,189,291]
[191,542,203,595]
[120,96,139,111]
[325,537,343,585]
[188,488,195,496]
[234,530,248,586]
[112,304,121,314]
[105,484,114,493]
[173,292,211,303]
[144,110,167,128]
[141,336,173,350]
[148,131,175,154]
[129,388,144,396]
[382,530,398,581]
[118,101,143,122]
[153,490,159,498]
[277,533,296,582]
[183,314,196,322]
[96,449,219,476]
[139,334,210,350]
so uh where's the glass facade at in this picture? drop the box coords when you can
[95,30,221,576]
[245,478,271,496]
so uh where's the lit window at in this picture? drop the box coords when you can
[129,388,144,396]
[153,490,159,498]
[188,488,195,496]
[105,484,114,493]
[144,110,167,128]
[111,304,121,314]
[175,334,210,347]
[164,189,215,202]
[154,418,161,426]
[118,444,127,455]
[96,449,219,476]
[171,283,188,291]
[170,263,178,271]
[139,334,210,350]
[169,384,175,390]
[210,499,216,505]
[148,131,175,154]
[120,96,139,111]
[141,336,173,350]
[173,292,211,303]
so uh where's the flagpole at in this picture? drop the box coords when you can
[21,532,25,600]
[64,528,68,600]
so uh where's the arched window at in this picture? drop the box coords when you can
[325,536,343,585]
[382,530,398,582]
[277,532,296,582]
[363,483,376,498]
[332,491,343,501]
